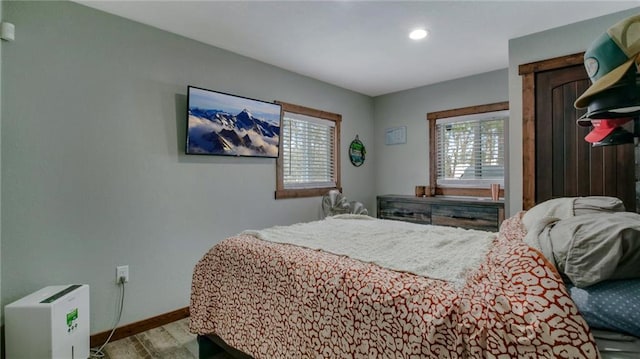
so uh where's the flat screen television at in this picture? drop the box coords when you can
[186,86,282,158]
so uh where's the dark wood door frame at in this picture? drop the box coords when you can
[518,52,584,210]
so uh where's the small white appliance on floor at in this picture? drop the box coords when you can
[5,284,90,359]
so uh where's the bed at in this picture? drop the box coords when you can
[190,200,640,358]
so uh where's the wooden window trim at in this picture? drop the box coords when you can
[275,101,342,199]
[519,52,584,209]
[427,101,509,198]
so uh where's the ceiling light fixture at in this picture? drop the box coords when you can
[409,29,428,40]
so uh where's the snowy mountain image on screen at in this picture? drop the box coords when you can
[187,105,280,157]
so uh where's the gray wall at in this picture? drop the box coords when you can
[1,1,374,333]
[372,69,509,200]
[0,0,3,354]
[507,7,640,215]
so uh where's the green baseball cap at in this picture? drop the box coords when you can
[574,14,640,109]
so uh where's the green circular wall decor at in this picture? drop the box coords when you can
[349,135,366,167]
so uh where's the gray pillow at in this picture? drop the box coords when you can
[522,196,625,232]
[548,212,640,287]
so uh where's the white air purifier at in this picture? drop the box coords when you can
[5,284,90,359]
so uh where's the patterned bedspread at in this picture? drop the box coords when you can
[190,213,599,358]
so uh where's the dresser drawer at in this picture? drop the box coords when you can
[431,204,499,232]
[376,195,504,230]
[377,198,431,224]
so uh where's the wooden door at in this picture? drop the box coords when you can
[521,54,636,211]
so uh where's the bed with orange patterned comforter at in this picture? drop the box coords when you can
[189,213,599,358]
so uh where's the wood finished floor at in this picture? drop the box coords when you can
[99,317,232,359]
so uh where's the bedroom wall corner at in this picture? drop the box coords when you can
[507,6,640,217]
[0,0,374,335]
[371,69,509,206]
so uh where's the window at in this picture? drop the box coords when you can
[428,102,508,197]
[275,101,341,199]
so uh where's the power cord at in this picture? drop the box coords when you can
[89,276,126,358]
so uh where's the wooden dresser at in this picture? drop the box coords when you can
[377,195,505,232]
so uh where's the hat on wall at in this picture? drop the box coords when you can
[584,118,632,143]
[574,15,640,109]
[576,79,640,125]
[590,126,635,147]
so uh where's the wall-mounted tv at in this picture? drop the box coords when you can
[186,86,281,158]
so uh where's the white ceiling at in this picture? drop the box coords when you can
[74,1,639,97]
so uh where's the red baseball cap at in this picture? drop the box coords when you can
[584,118,632,143]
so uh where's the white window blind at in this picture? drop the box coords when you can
[436,110,507,188]
[282,111,336,189]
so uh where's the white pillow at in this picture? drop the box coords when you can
[522,196,625,232]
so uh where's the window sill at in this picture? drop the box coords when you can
[275,187,342,200]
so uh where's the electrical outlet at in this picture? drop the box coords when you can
[116,265,129,283]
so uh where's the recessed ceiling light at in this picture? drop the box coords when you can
[409,29,428,40]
